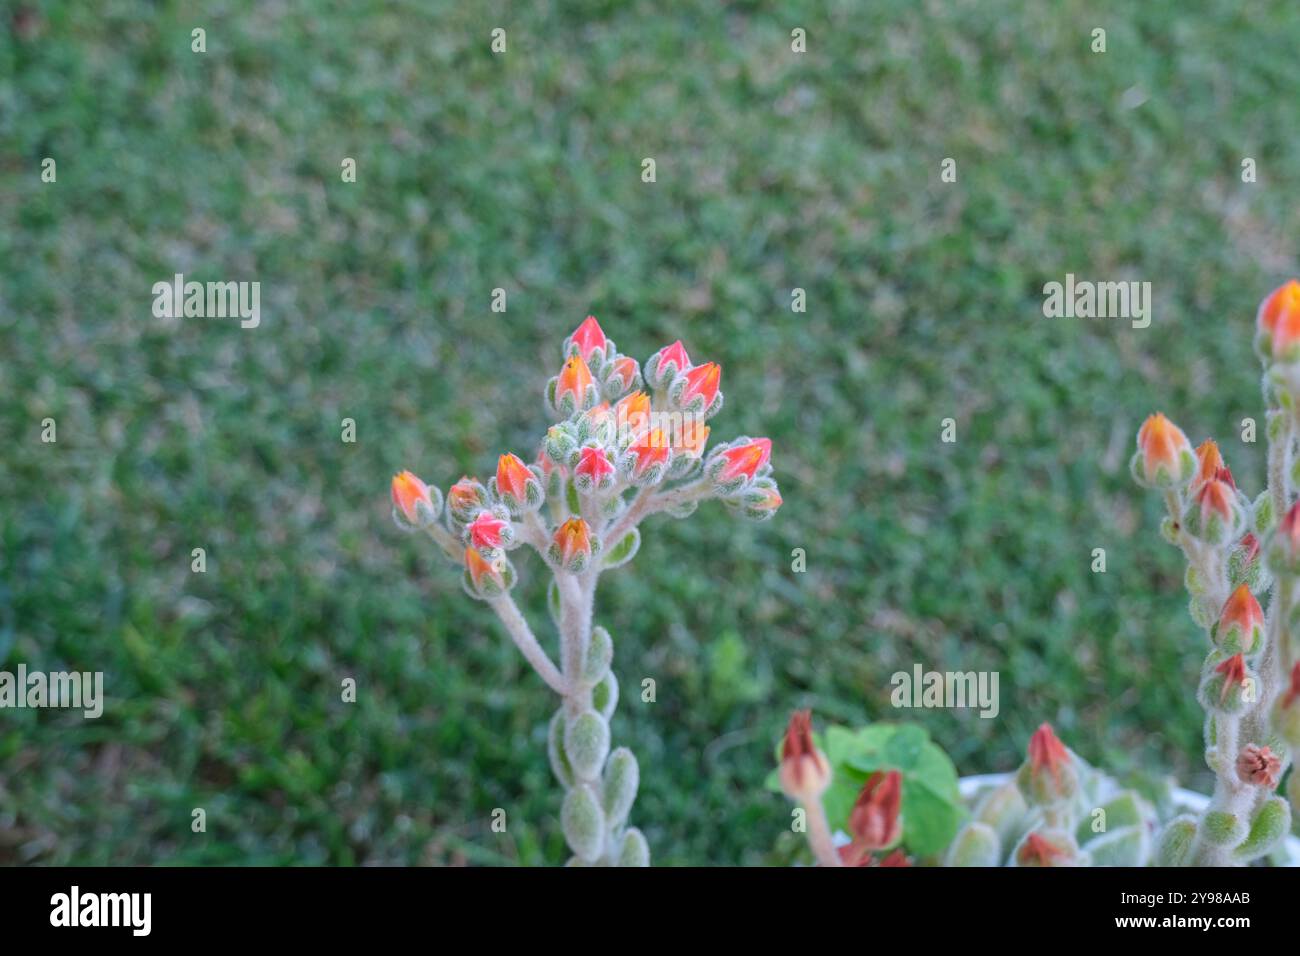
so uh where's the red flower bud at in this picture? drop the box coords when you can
[1236,744,1282,789]
[718,437,772,484]
[1211,584,1264,656]
[644,339,692,390]
[565,315,609,366]
[778,710,831,801]
[466,511,511,551]
[573,445,617,493]
[1017,722,1078,804]
[1183,472,1244,545]
[1131,413,1194,489]
[846,770,903,856]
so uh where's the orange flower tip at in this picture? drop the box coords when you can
[495,453,543,510]
[463,546,511,596]
[1133,412,1194,488]
[549,516,598,569]
[674,361,723,413]
[778,710,831,800]
[1253,280,1300,340]
[718,437,772,484]
[1193,439,1224,489]
[391,470,440,526]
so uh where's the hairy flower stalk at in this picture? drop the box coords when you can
[1130,282,1300,865]
[391,316,782,865]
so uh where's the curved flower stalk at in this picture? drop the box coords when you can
[391,316,782,866]
[1129,281,1300,865]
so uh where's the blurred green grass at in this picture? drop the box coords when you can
[3,0,1300,864]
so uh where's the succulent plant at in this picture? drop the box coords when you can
[391,315,782,865]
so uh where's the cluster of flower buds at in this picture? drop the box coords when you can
[1128,282,1300,865]
[391,314,785,867]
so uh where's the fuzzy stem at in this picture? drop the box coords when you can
[805,795,843,867]
[486,594,568,696]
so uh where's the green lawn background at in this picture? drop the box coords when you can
[3,0,1300,864]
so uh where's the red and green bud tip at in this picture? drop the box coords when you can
[493,453,544,512]
[644,339,692,390]
[840,770,903,865]
[670,361,723,418]
[573,445,617,493]
[565,315,609,366]
[778,710,831,801]
[620,427,673,484]
[1235,744,1282,789]
[466,510,511,552]
[711,437,772,492]
[1017,722,1078,805]
[548,516,599,571]
[1131,412,1195,490]
[604,354,641,399]
[1183,470,1244,545]
[391,470,441,528]
[1211,584,1264,656]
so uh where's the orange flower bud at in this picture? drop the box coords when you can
[778,710,831,801]
[613,391,652,445]
[1211,584,1264,656]
[391,470,441,528]
[447,476,489,524]
[462,546,514,599]
[550,354,601,416]
[717,437,771,485]
[670,361,723,418]
[548,516,599,571]
[603,354,641,399]
[1259,280,1300,361]
[672,420,710,460]
[620,427,672,484]
[1183,471,1245,544]
[1131,413,1195,489]
[1192,439,1225,492]
[494,453,544,512]
[1236,744,1281,789]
